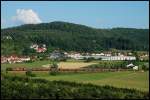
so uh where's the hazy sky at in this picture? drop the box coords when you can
[1,1,149,29]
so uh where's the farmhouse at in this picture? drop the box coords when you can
[30,44,47,53]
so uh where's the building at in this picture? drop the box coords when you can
[67,53,84,59]
[101,55,136,61]
[1,55,31,64]
[66,52,136,61]
[37,47,47,53]
[49,51,67,60]
[126,63,134,68]
[30,44,47,53]
[133,66,138,70]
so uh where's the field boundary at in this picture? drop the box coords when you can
[8,67,132,72]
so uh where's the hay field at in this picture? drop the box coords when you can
[42,62,97,69]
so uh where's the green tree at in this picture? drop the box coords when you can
[49,61,59,75]
[26,69,35,77]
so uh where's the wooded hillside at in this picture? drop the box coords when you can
[1,21,149,55]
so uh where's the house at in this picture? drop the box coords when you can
[105,54,112,56]
[67,53,83,59]
[66,51,136,61]
[126,63,138,70]
[128,52,132,55]
[126,63,134,68]
[140,54,149,61]
[37,47,47,53]
[20,57,31,62]
[1,56,8,63]
[30,44,38,49]
[43,44,46,48]
[2,55,31,64]
[101,56,136,61]
[30,44,47,53]
[133,66,138,70]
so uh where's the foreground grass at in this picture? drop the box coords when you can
[7,71,149,92]
[1,74,149,99]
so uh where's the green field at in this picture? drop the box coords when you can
[1,60,51,71]
[2,60,149,92]
[1,60,97,70]
[8,71,149,92]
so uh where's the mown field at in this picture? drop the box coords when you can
[7,71,149,92]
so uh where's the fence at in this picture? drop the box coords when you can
[9,67,131,72]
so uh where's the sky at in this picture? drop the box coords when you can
[1,1,149,29]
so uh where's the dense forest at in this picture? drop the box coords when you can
[1,21,149,55]
[1,75,149,99]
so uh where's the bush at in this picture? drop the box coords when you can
[6,67,12,71]
[25,60,33,63]
[86,61,131,69]
[49,61,59,76]
[1,75,149,99]
[142,64,149,71]
[25,69,36,77]
[84,57,95,62]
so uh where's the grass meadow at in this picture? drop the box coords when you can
[7,71,149,92]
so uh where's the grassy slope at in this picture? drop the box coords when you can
[2,60,149,91]
[8,71,149,92]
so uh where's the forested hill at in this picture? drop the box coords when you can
[1,21,149,55]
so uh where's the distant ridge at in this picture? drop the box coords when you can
[1,21,149,55]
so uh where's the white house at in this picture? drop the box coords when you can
[30,44,38,49]
[126,63,134,68]
[133,66,138,70]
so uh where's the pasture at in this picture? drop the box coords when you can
[1,60,149,92]
[1,60,97,70]
[7,71,149,92]
[1,60,51,71]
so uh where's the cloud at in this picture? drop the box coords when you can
[12,9,42,24]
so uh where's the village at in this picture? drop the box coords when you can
[1,1,149,99]
[1,43,149,73]
[1,44,149,64]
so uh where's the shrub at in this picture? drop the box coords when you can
[6,67,12,71]
[84,57,95,62]
[25,69,36,77]
[1,75,149,99]
[49,61,59,76]
[142,64,149,71]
